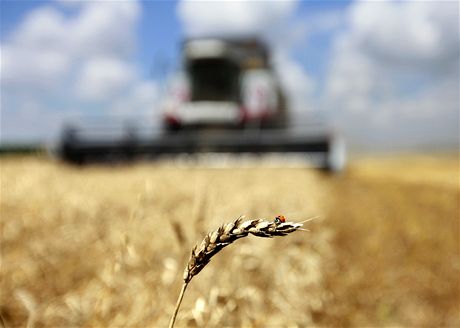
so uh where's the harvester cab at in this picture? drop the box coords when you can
[163,38,287,131]
[57,37,346,172]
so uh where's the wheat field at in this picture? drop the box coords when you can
[1,154,459,327]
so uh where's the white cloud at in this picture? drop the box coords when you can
[2,1,140,91]
[1,0,158,143]
[1,44,71,89]
[68,2,139,58]
[178,0,297,37]
[272,49,315,114]
[75,57,137,101]
[11,6,68,50]
[11,1,140,57]
[109,81,159,117]
[324,1,459,149]
[349,1,458,68]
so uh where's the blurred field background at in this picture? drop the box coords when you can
[1,154,458,327]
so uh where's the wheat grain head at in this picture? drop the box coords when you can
[183,216,303,283]
[169,216,304,328]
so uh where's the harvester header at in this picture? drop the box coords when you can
[57,37,345,171]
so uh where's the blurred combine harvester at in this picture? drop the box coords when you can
[58,38,345,171]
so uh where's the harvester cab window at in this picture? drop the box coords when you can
[188,58,240,102]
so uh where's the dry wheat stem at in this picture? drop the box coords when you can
[168,216,304,328]
[169,282,188,328]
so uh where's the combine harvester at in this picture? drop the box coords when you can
[58,38,345,172]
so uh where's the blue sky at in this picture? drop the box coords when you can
[1,0,458,149]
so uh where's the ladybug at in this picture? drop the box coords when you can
[274,215,286,225]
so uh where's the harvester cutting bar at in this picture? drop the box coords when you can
[140,130,330,153]
[58,128,344,171]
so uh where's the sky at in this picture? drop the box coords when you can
[1,0,459,150]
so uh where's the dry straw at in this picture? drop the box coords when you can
[168,215,306,328]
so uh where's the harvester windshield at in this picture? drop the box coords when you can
[188,58,240,102]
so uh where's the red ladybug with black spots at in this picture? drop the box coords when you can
[274,215,286,225]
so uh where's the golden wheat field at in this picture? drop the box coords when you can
[1,154,459,327]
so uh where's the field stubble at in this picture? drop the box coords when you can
[1,155,459,327]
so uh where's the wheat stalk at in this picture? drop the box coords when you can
[168,216,305,328]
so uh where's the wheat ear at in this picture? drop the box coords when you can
[168,216,304,328]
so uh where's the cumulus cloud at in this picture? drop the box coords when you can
[109,81,159,117]
[75,57,137,101]
[11,1,139,56]
[66,2,139,58]
[2,44,71,89]
[324,0,459,149]
[178,0,297,37]
[272,49,315,114]
[1,0,158,142]
[349,1,458,69]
